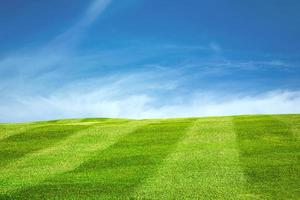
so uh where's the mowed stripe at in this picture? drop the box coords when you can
[1,115,299,199]
[134,117,247,199]
[0,124,40,141]
[0,125,88,168]
[233,115,300,199]
[274,114,300,139]
[7,119,195,199]
[0,121,146,196]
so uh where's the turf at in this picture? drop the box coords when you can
[0,115,299,199]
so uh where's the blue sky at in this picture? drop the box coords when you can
[1,0,300,122]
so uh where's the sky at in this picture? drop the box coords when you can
[0,0,300,122]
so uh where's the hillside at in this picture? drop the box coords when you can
[0,115,299,199]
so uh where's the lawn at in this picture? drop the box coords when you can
[0,115,299,199]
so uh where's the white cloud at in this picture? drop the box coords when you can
[144,90,300,118]
[1,0,299,122]
[1,71,299,122]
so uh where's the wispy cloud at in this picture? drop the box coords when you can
[0,0,112,74]
[82,0,112,25]
[0,0,299,122]
[1,41,298,122]
[0,0,112,94]
[49,0,112,48]
[1,70,299,122]
[209,42,222,53]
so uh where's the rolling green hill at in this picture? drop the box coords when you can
[0,115,299,199]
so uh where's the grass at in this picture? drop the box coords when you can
[0,115,299,199]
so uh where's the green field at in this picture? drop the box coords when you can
[0,115,299,199]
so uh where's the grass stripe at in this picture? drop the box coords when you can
[273,114,300,139]
[234,115,300,199]
[0,125,88,168]
[0,124,40,141]
[134,117,247,199]
[0,120,145,196]
[6,119,195,199]
[1,115,299,199]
